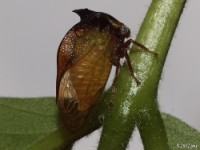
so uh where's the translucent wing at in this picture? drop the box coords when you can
[56,30,77,101]
[57,27,116,132]
[68,46,112,111]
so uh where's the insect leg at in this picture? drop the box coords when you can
[124,52,141,86]
[125,39,157,57]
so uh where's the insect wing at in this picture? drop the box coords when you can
[68,46,112,111]
[57,27,116,131]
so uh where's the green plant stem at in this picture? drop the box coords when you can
[135,1,187,149]
[98,0,186,150]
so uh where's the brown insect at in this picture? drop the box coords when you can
[56,9,155,132]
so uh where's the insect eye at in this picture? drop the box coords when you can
[120,25,130,37]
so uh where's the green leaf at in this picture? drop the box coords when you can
[0,97,67,150]
[0,98,199,149]
[163,113,200,150]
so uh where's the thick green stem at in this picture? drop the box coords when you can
[98,0,186,150]
[135,1,186,149]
